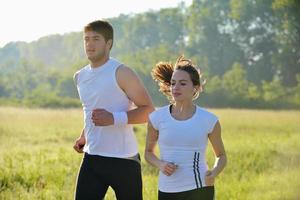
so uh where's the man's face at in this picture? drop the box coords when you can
[83,31,111,61]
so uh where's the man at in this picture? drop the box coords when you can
[73,20,154,200]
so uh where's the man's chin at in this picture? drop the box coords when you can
[87,55,96,61]
[86,53,106,62]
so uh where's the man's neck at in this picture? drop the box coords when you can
[90,56,109,68]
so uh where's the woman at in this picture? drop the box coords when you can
[145,56,227,200]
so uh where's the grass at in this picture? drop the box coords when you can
[0,107,299,200]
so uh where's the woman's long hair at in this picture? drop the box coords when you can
[152,55,205,102]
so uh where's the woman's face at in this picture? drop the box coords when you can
[170,70,195,102]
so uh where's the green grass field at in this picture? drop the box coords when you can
[0,107,299,200]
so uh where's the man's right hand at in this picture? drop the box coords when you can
[73,135,86,153]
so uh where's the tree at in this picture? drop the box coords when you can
[186,0,244,76]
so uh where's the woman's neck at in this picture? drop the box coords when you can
[171,101,196,120]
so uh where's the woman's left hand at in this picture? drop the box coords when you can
[205,170,215,186]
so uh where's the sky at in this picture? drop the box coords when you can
[0,0,192,48]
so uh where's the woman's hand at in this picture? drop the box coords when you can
[159,161,178,176]
[205,170,215,186]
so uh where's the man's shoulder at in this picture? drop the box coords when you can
[116,64,139,83]
[73,64,89,84]
[116,64,134,74]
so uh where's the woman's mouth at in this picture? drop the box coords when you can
[172,92,182,97]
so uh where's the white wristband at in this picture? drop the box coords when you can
[112,112,128,126]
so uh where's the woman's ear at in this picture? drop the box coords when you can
[194,86,200,92]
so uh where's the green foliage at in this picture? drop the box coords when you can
[262,77,286,102]
[290,75,300,105]
[0,0,299,108]
[223,63,249,99]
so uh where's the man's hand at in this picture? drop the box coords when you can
[73,135,86,153]
[92,108,114,126]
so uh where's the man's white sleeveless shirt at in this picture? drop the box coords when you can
[75,58,138,158]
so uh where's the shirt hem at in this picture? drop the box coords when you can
[83,150,139,159]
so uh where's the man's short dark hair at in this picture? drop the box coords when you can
[84,20,114,48]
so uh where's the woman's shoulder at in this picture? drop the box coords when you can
[149,105,170,118]
[196,106,218,119]
[148,105,170,129]
[151,105,170,115]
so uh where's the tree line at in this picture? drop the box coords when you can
[0,0,299,108]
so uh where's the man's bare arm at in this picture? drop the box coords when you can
[117,66,154,124]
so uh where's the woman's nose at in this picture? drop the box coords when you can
[173,84,180,90]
